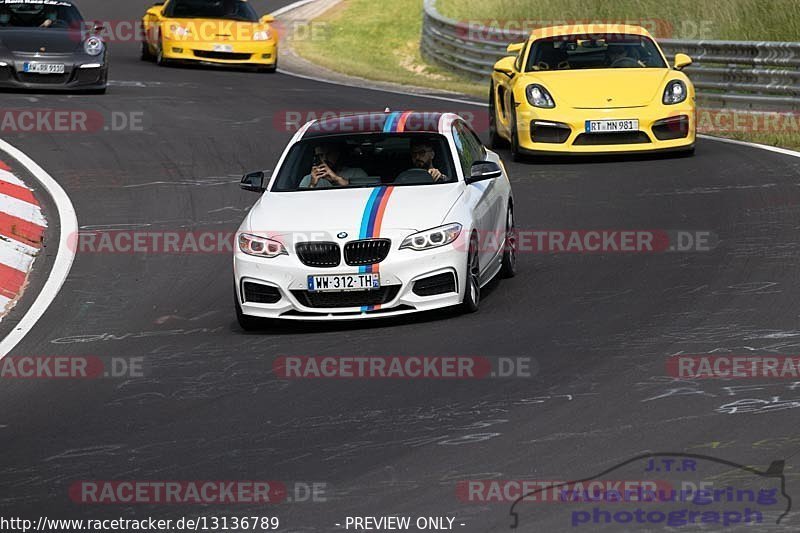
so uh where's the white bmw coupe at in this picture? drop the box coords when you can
[234,111,516,328]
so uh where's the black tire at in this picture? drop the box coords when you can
[488,82,507,149]
[509,99,524,162]
[140,40,154,61]
[235,287,265,331]
[461,233,481,314]
[156,35,170,67]
[258,63,278,73]
[500,205,517,279]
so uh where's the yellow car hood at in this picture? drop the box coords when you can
[163,18,269,42]
[526,69,673,109]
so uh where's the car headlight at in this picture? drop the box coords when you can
[663,80,688,105]
[400,223,462,251]
[526,84,555,108]
[169,24,191,38]
[238,233,287,258]
[253,30,271,41]
[83,36,104,56]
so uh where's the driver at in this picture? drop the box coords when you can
[607,45,639,66]
[299,142,367,189]
[39,9,58,28]
[409,141,449,182]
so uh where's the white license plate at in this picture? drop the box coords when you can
[213,44,234,53]
[585,119,639,133]
[307,273,380,292]
[23,62,65,74]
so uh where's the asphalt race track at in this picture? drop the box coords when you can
[2,1,800,531]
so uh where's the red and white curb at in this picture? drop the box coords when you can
[0,159,45,319]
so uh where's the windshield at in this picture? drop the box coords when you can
[526,34,667,71]
[271,133,457,192]
[0,0,83,28]
[165,0,259,22]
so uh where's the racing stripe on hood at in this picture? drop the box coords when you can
[357,186,395,311]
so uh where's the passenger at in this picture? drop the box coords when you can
[299,142,367,188]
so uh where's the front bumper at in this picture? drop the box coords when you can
[161,37,277,66]
[516,103,696,154]
[0,55,107,91]
[234,241,467,321]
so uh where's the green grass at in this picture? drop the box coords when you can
[292,0,800,150]
[437,0,800,41]
[292,0,482,96]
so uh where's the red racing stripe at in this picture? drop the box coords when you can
[0,262,26,300]
[0,180,37,205]
[0,212,44,246]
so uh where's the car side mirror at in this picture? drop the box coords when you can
[494,56,516,77]
[260,14,275,24]
[674,53,692,70]
[467,161,502,184]
[241,171,266,192]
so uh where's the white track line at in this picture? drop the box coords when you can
[0,139,78,358]
[698,134,800,159]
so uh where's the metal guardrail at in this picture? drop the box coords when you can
[421,0,800,110]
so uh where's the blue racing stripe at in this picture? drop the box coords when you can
[383,112,401,133]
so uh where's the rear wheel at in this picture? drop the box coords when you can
[500,205,517,278]
[461,233,481,314]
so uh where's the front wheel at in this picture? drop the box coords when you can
[235,287,266,331]
[156,36,170,67]
[461,233,481,314]
[140,40,154,61]
[509,99,524,162]
[500,206,517,278]
[489,82,508,149]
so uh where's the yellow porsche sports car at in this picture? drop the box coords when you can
[490,25,695,158]
[141,0,278,72]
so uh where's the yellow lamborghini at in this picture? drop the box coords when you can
[141,0,278,72]
[489,25,695,159]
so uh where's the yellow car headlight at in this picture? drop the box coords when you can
[253,30,271,41]
[663,80,688,105]
[169,24,192,38]
[526,84,556,109]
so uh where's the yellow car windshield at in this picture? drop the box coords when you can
[526,34,667,71]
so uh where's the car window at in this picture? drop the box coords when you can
[451,123,473,178]
[270,133,457,192]
[454,121,485,174]
[525,33,667,71]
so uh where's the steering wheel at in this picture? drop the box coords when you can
[611,57,641,68]
[394,168,434,185]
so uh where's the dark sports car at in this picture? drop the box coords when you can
[0,0,108,93]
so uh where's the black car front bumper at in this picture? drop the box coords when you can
[0,55,108,92]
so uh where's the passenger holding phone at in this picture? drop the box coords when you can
[299,143,367,189]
